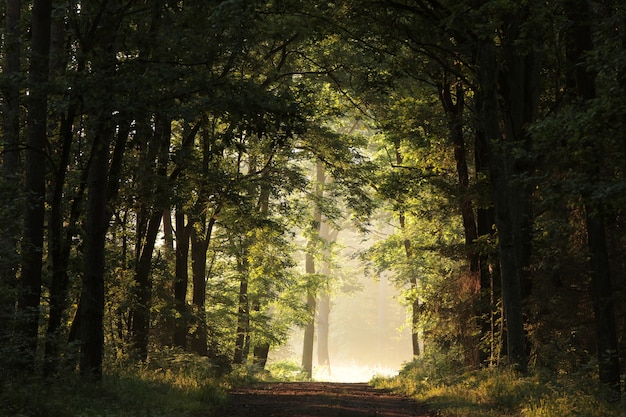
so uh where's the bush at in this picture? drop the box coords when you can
[265,360,309,381]
[372,352,626,417]
[0,349,228,417]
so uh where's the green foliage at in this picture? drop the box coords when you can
[265,360,310,382]
[373,355,626,417]
[0,350,227,417]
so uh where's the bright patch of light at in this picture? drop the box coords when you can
[313,363,398,383]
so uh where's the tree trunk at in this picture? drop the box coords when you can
[564,0,621,394]
[233,260,250,365]
[80,131,112,380]
[173,210,191,349]
[479,28,538,371]
[439,79,483,367]
[45,106,78,376]
[0,0,21,325]
[474,99,500,366]
[131,118,170,361]
[301,290,316,378]
[439,81,479,273]
[18,0,51,370]
[44,24,91,373]
[131,210,162,361]
[394,144,421,357]
[302,160,324,378]
[400,213,421,357]
[316,290,331,373]
[190,220,212,356]
[251,177,273,368]
[316,213,337,374]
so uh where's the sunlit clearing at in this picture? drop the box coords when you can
[313,363,399,383]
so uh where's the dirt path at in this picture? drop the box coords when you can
[218,382,433,416]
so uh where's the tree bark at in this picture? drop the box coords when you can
[80,130,112,380]
[1,0,21,316]
[131,117,170,361]
[302,159,324,378]
[564,0,621,394]
[316,291,331,372]
[18,0,51,370]
[45,104,79,376]
[439,81,479,273]
[394,145,421,357]
[173,210,191,349]
[233,259,250,365]
[439,79,484,367]
[301,290,316,377]
[190,220,212,356]
[474,113,500,366]
[399,213,421,357]
[479,25,539,371]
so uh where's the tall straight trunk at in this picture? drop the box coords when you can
[190,219,212,356]
[302,290,316,377]
[564,0,621,394]
[400,213,420,357]
[1,0,21,311]
[316,291,331,372]
[131,118,170,361]
[80,130,113,380]
[74,117,128,378]
[233,259,250,365]
[76,0,126,381]
[439,79,482,367]
[173,210,191,349]
[45,106,78,376]
[251,180,272,368]
[394,145,421,357]
[439,81,479,272]
[479,26,539,371]
[190,126,219,356]
[18,0,52,369]
[132,211,162,361]
[169,121,200,349]
[44,32,91,373]
[316,226,338,373]
[302,159,324,378]
[1,0,21,352]
[474,113,500,365]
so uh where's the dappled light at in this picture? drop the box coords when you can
[3,1,626,416]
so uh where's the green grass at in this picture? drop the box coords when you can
[263,360,310,382]
[371,354,625,417]
[0,350,229,417]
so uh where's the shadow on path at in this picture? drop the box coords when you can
[219,382,433,417]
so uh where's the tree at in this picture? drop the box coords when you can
[300,160,324,377]
[77,0,131,380]
[0,0,21,324]
[17,0,51,370]
[560,0,620,394]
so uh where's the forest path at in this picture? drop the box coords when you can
[218,381,433,416]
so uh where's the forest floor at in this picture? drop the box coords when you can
[217,381,433,417]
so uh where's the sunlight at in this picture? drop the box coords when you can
[313,363,399,383]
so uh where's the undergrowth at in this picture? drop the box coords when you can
[264,360,310,382]
[0,349,230,417]
[0,351,310,416]
[371,352,626,417]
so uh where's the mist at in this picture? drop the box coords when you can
[268,226,414,383]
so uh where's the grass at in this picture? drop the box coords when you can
[3,351,623,417]
[371,353,626,417]
[0,350,230,417]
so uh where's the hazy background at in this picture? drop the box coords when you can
[268,226,414,382]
